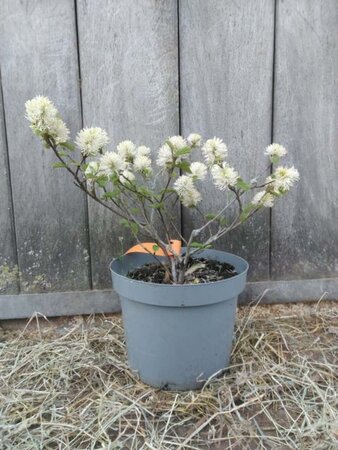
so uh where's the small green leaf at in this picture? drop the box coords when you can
[175,147,191,156]
[176,161,191,173]
[52,162,67,169]
[60,141,75,151]
[190,242,212,249]
[152,244,159,252]
[240,203,257,221]
[96,176,108,187]
[119,219,138,235]
[130,222,138,235]
[205,213,216,221]
[120,218,129,228]
[166,141,175,151]
[57,150,68,157]
[236,178,251,192]
[270,155,280,165]
[159,187,176,195]
[102,190,120,200]
[218,217,228,227]
[110,173,119,184]
[138,186,152,197]
[130,207,140,215]
[149,202,164,209]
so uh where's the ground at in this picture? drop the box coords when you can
[0,302,337,450]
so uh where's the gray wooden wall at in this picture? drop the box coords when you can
[0,0,337,313]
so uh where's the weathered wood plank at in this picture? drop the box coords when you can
[179,0,275,280]
[77,0,179,288]
[0,289,120,320]
[272,0,338,279]
[0,73,18,294]
[1,277,337,319]
[0,0,90,292]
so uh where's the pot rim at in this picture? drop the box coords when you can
[110,248,249,289]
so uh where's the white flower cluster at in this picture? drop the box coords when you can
[268,166,300,192]
[211,163,239,190]
[187,133,202,147]
[265,143,287,159]
[190,161,207,180]
[83,138,152,186]
[156,134,203,168]
[100,151,127,173]
[117,140,136,162]
[156,144,174,167]
[75,127,109,156]
[173,160,207,208]
[157,135,187,168]
[84,161,100,178]
[25,97,300,217]
[252,166,300,209]
[173,175,202,208]
[202,138,228,166]
[252,191,275,208]
[25,96,69,144]
[156,134,207,207]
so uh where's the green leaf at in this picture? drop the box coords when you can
[57,150,68,157]
[218,217,228,227]
[130,207,140,215]
[96,176,108,188]
[60,141,75,151]
[120,218,129,228]
[270,155,280,165]
[205,213,216,221]
[240,203,257,221]
[138,186,152,197]
[236,178,251,192]
[176,161,191,173]
[119,219,138,236]
[159,187,176,195]
[110,173,119,184]
[102,190,120,200]
[152,244,159,252]
[52,162,67,169]
[149,202,164,210]
[175,147,191,156]
[190,242,212,250]
[166,141,175,151]
[130,222,138,235]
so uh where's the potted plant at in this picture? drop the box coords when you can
[26,96,299,390]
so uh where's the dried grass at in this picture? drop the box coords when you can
[0,302,337,449]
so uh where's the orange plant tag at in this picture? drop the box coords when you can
[125,240,181,257]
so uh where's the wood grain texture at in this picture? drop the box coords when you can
[272,0,338,279]
[0,289,120,320]
[1,276,337,319]
[0,75,18,294]
[179,0,275,280]
[77,0,179,288]
[0,0,90,292]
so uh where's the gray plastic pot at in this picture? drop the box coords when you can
[110,249,248,391]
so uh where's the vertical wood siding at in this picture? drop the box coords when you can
[0,0,337,297]
[272,0,338,279]
[77,0,179,288]
[179,0,275,281]
[0,0,90,292]
[0,74,18,293]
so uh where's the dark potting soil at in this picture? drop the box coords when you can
[127,257,238,284]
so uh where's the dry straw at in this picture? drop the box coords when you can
[0,302,337,449]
